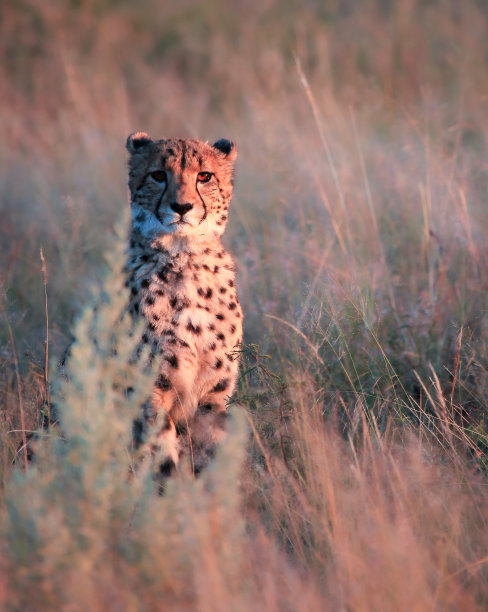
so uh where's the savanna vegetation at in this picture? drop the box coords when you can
[1,0,488,609]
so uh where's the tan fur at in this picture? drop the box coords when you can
[124,134,242,481]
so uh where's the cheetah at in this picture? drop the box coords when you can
[125,133,243,482]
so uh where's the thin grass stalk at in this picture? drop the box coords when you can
[40,248,50,424]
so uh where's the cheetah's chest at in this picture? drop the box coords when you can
[128,250,242,359]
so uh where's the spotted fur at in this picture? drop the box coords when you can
[125,134,243,482]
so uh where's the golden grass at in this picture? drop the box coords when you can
[2,0,488,608]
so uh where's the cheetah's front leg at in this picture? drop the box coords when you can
[141,359,201,487]
[132,391,180,489]
[185,372,238,475]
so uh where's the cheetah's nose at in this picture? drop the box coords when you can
[170,202,193,216]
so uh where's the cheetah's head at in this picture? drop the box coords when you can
[126,134,237,245]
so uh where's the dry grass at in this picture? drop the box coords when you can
[1,0,488,609]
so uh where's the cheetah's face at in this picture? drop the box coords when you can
[126,134,237,242]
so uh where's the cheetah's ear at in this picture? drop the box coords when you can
[213,139,237,160]
[126,132,153,154]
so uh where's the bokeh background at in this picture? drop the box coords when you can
[2,1,488,609]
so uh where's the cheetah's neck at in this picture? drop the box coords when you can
[130,228,225,258]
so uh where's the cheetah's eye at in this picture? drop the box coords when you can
[150,170,167,183]
[197,172,213,183]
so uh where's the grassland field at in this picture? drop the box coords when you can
[1,0,488,609]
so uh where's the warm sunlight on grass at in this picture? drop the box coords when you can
[1,0,488,609]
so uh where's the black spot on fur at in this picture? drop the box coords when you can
[148,322,156,331]
[205,288,213,299]
[181,143,187,169]
[208,323,215,331]
[230,324,236,334]
[219,287,227,294]
[175,422,187,436]
[216,313,224,320]
[157,267,169,282]
[131,287,138,296]
[165,354,179,368]
[215,359,223,369]
[146,295,155,306]
[212,378,229,393]
[209,343,217,351]
[170,297,178,308]
[187,321,201,334]
[141,278,150,288]
[159,458,176,477]
[156,374,171,390]
[228,302,236,310]
[197,403,213,413]
[132,418,144,447]
[152,313,160,321]
[217,332,225,341]
[228,280,234,287]
[142,333,149,343]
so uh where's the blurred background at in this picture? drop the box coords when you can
[2,0,488,457]
[2,1,488,608]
